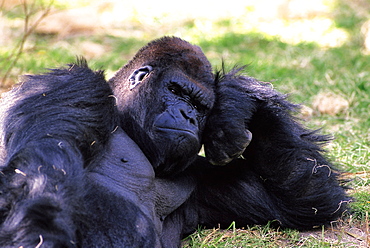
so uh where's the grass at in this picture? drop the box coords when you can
[182,223,361,248]
[1,0,369,246]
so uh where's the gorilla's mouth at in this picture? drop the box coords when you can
[154,126,198,137]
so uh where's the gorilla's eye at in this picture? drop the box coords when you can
[129,65,153,90]
[168,83,206,112]
[168,84,182,96]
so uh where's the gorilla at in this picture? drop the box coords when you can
[0,36,349,247]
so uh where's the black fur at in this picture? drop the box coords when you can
[0,37,349,248]
[0,59,117,247]
[159,68,349,247]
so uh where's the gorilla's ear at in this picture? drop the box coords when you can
[129,66,152,90]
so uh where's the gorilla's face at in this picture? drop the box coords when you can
[109,37,215,176]
[149,67,214,175]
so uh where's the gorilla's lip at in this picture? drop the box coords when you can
[154,126,197,136]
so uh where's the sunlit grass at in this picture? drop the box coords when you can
[1,0,369,246]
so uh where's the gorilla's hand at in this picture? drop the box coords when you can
[203,69,254,166]
[203,67,293,166]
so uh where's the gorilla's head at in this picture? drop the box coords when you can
[109,37,215,176]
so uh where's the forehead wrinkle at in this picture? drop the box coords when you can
[158,67,215,108]
[182,78,214,108]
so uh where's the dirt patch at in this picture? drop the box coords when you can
[300,223,369,247]
[312,92,349,116]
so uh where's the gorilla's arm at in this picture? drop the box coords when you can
[205,69,349,228]
[0,60,196,247]
[203,67,256,165]
[0,60,117,247]
[161,68,349,247]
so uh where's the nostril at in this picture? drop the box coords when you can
[189,118,196,126]
[180,109,197,126]
[180,109,187,119]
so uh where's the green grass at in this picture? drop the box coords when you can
[1,0,369,246]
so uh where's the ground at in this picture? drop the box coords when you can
[0,0,369,247]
